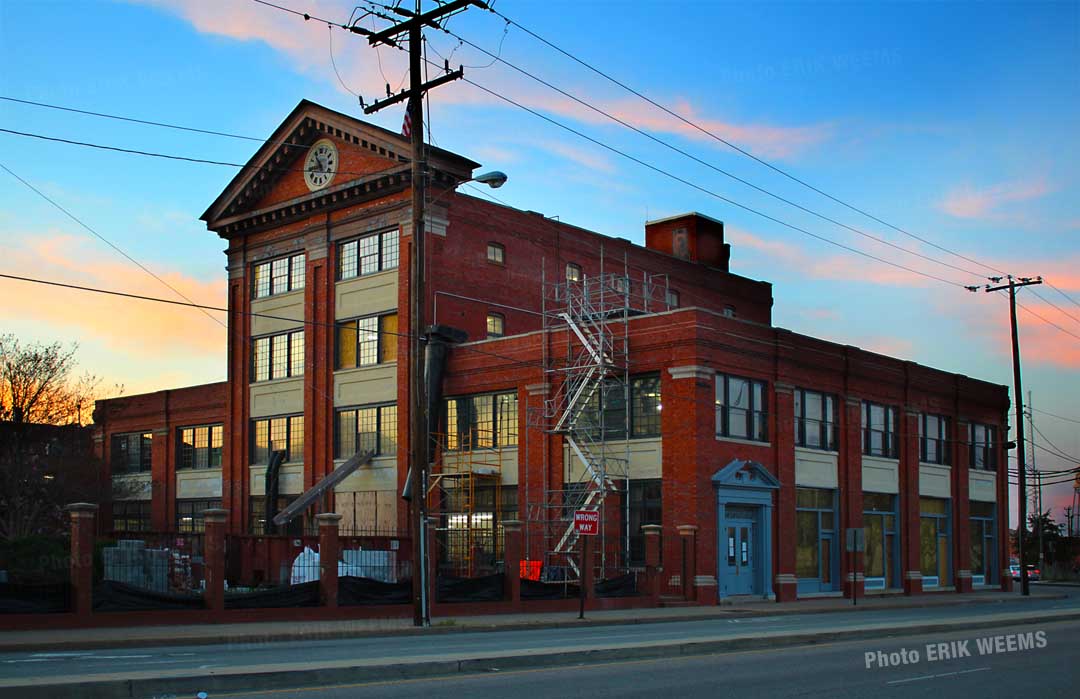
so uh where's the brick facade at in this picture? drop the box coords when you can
[94,100,1011,603]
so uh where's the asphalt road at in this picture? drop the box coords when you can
[1,587,1077,691]
[216,618,1080,699]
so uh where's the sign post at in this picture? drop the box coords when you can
[846,527,865,607]
[574,510,599,619]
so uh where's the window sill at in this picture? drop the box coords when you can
[252,287,305,304]
[176,466,223,473]
[919,462,952,469]
[795,445,839,454]
[250,375,305,386]
[334,362,397,375]
[337,267,398,284]
[862,454,900,462]
[715,435,771,448]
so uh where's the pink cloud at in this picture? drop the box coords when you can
[727,226,939,289]
[1,231,227,359]
[939,177,1053,220]
[139,1,831,160]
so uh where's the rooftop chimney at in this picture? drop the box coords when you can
[644,213,729,271]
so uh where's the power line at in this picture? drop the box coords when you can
[1031,407,1080,425]
[0,162,226,330]
[1029,288,1080,327]
[0,127,406,180]
[0,95,265,143]
[1045,279,1080,313]
[1032,423,1080,465]
[482,2,1008,279]
[391,3,989,281]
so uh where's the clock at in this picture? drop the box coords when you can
[303,138,338,191]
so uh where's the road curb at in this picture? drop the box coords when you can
[0,593,1064,653]
[7,610,1080,699]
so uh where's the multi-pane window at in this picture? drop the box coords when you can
[486,313,505,339]
[970,501,996,584]
[112,501,151,532]
[862,401,898,458]
[249,496,303,536]
[794,389,837,450]
[336,404,398,458]
[444,391,518,450]
[111,432,153,474]
[178,424,224,470]
[251,414,304,464]
[666,289,680,308]
[919,497,951,585]
[969,423,998,471]
[715,374,768,442]
[486,242,505,264]
[336,313,397,368]
[338,229,399,280]
[863,492,898,590]
[795,488,836,586]
[252,330,304,382]
[566,263,582,282]
[177,499,221,533]
[582,375,662,439]
[253,253,305,299]
[628,479,662,565]
[920,413,951,465]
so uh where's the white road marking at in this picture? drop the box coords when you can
[887,667,990,685]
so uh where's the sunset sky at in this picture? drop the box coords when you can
[1,0,1078,528]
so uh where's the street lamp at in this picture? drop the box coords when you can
[472,170,507,188]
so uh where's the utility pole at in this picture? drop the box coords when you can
[1028,393,1044,571]
[978,275,1042,596]
[361,0,485,628]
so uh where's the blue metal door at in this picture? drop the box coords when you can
[722,518,755,595]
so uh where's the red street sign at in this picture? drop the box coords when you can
[574,510,600,535]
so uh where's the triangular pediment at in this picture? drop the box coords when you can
[200,99,479,235]
[711,459,781,489]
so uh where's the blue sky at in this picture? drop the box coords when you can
[1,0,1078,526]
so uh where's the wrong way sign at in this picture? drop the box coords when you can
[574,510,600,535]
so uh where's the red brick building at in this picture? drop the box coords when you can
[94,100,1010,603]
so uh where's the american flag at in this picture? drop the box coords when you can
[401,102,412,138]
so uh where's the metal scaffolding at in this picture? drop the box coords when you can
[529,250,670,581]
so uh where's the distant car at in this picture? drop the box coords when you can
[1011,565,1041,581]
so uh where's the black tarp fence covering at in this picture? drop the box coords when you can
[92,580,205,612]
[0,582,71,614]
[224,580,320,609]
[595,573,639,597]
[436,573,505,603]
[520,578,580,600]
[338,576,412,606]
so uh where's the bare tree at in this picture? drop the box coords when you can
[0,335,125,541]
[0,334,120,426]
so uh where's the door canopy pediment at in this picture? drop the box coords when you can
[711,459,781,490]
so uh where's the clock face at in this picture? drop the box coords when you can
[304,139,338,191]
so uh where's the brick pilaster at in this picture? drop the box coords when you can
[954,420,973,592]
[901,409,922,595]
[774,384,797,602]
[66,503,98,619]
[841,398,864,599]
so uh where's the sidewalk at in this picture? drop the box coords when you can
[0,588,1061,652]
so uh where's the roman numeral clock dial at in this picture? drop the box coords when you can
[304,139,338,191]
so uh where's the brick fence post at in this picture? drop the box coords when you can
[66,503,98,619]
[503,519,522,607]
[642,524,662,605]
[203,508,228,612]
[316,513,342,608]
[677,525,698,601]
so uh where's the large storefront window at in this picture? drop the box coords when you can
[628,479,662,565]
[863,492,899,590]
[795,488,837,593]
[920,497,951,587]
[970,501,997,585]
